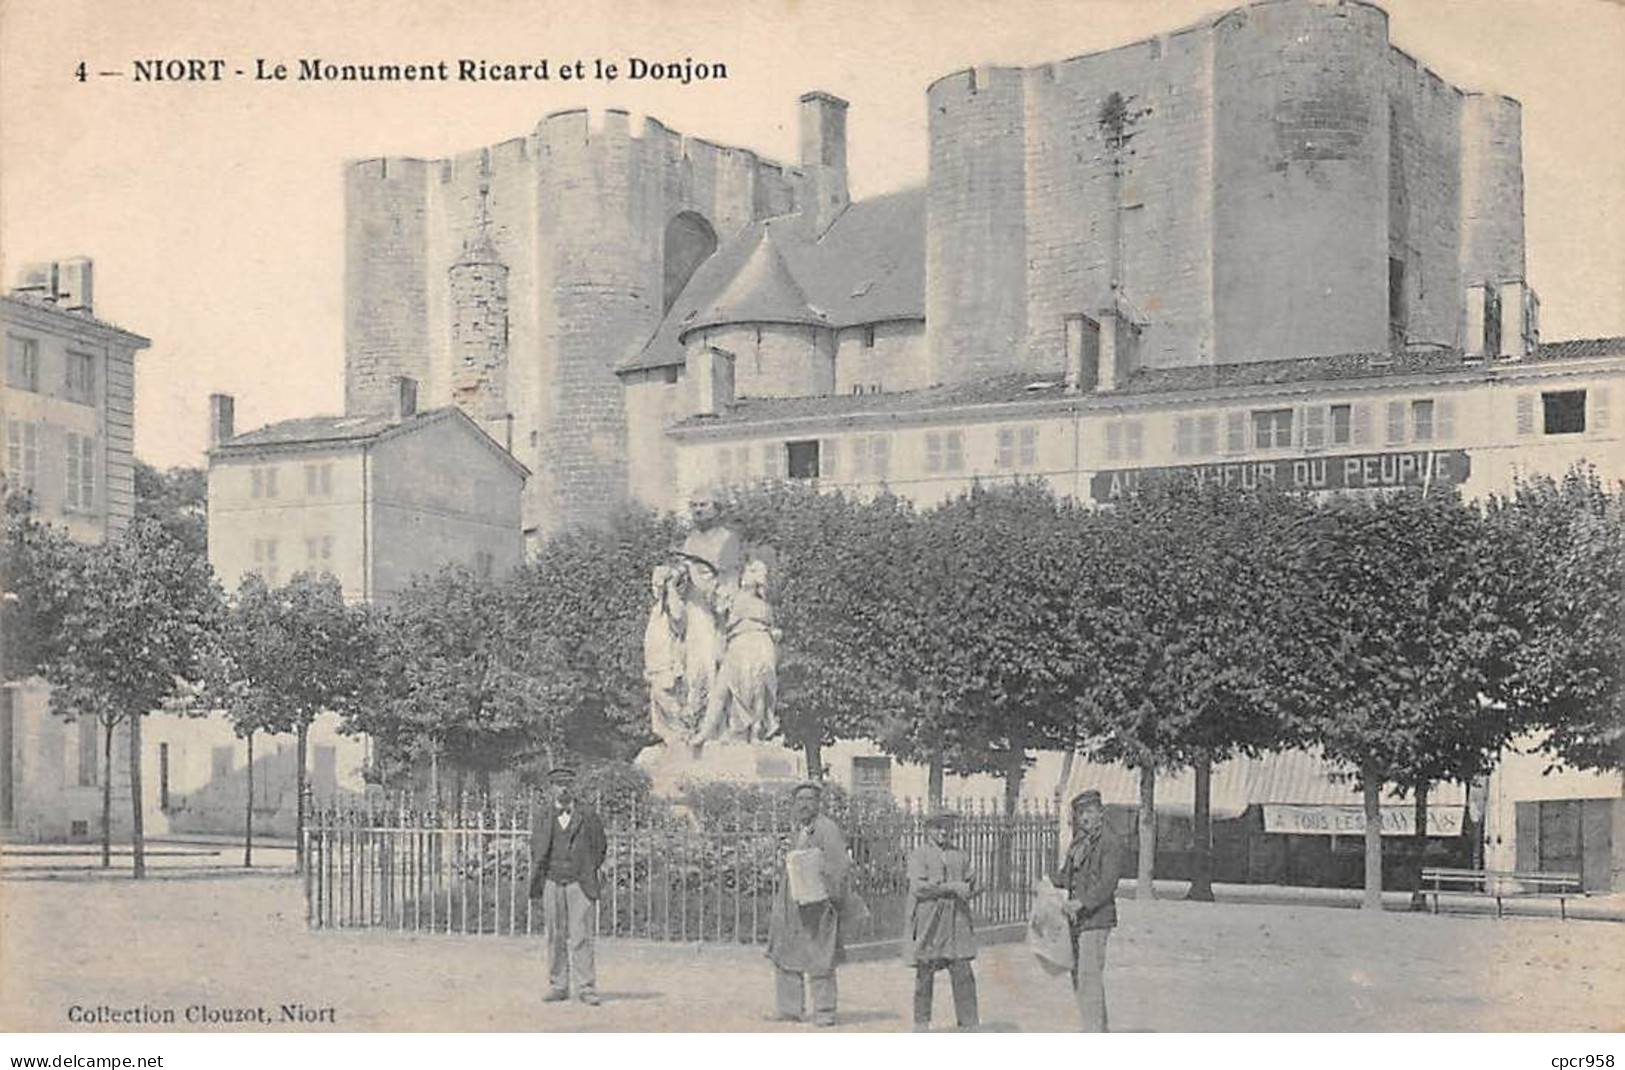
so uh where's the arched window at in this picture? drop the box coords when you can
[663,211,718,314]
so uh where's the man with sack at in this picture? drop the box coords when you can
[905,810,980,1031]
[1051,789,1123,1031]
[765,780,852,1027]
[527,766,608,1006]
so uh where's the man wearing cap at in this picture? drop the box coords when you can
[528,767,608,1006]
[1052,789,1122,1031]
[904,811,980,1031]
[765,780,851,1027]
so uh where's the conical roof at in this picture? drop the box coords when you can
[685,231,825,335]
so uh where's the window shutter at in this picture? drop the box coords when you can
[1385,401,1407,445]
[761,443,780,479]
[1125,421,1144,460]
[852,437,869,477]
[1436,398,1455,442]
[821,438,839,477]
[1352,403,1372,446]
[925,432,942,473]
[1515,394,1535,436]
[1225,412,1246,455]
[1105,423,1122,461]
[1590,388,1611,433]
[871,435,891,478]
[1304,406,1326,449]
[717,448,732,482]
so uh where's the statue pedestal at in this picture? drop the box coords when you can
[635,739,804,798]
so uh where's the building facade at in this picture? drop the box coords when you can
[206,377,528,603]
[166,377,530,838]
[1,258,151,842]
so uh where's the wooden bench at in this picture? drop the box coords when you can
[1422,866,1585,920]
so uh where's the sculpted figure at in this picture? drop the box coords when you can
[643,563,689,747]
[675,491,743,748]
[693,557,781,745]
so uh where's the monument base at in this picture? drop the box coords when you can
[635,739,804,798]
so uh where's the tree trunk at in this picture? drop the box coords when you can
[100,718,114,868]
[295,720,308,873]
[429,746,440,809]
[927,752,945,810]
[1187,753,1215,902]
[1361,762,1383,911]
[1409,781,1429,911]
[1003,748,1025,817]
[1136,764,1156,900]
[477,767,492,804]
[1053,750,1076,813]
[127,712,145,880]
[244,730,254,868]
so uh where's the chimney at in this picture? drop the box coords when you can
[798,91,850,239]
[692,346,736,418]
[1096,307,1141,394]
[208,393,235,448]
[13,263,54,299]
[1063,314,1101,394]
[389,375,419,420]
[1497,280,1538,361]
[55,258,93,315]
[1462,283,1490,358]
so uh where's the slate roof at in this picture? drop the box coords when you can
[669,337,1625,432]
[209,406,530,475]
[619,188,925,373]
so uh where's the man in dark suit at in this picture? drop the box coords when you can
[528,766,608,1006]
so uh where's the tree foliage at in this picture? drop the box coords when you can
[1485,467,1625,772]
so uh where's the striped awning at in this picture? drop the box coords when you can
[1058,749,1467,820]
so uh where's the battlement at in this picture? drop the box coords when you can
[347,156,433,181]
[528,107,788,173]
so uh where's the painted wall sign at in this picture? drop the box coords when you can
[1261,803,1465,837]
[1090,449,1471,500]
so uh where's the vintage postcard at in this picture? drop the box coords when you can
[1,0,1621,1059]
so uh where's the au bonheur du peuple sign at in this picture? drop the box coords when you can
[1091,449,1471,500]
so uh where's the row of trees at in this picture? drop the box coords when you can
[3,466,1620,903]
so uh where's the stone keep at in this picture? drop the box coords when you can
[926,0,1524,381]
[345,111,801,536]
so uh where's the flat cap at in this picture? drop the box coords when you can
[548,766,578,784]
[792,779,824,796]
[1069,789,1104,809]
[924,810,958,828]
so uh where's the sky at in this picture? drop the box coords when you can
[3,0,1621,470]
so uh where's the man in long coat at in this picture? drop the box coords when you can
[905,810,980,1031]
[528,767,608,1006]
[765,780,850,1027]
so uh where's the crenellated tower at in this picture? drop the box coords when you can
[345,109,802,538]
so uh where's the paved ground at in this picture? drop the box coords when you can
[2,874,1620,1032]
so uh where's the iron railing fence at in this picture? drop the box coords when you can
[304,795,1060,944]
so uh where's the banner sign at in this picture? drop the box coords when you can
[1261,803,1464,837]
[1091,449,1471,500]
